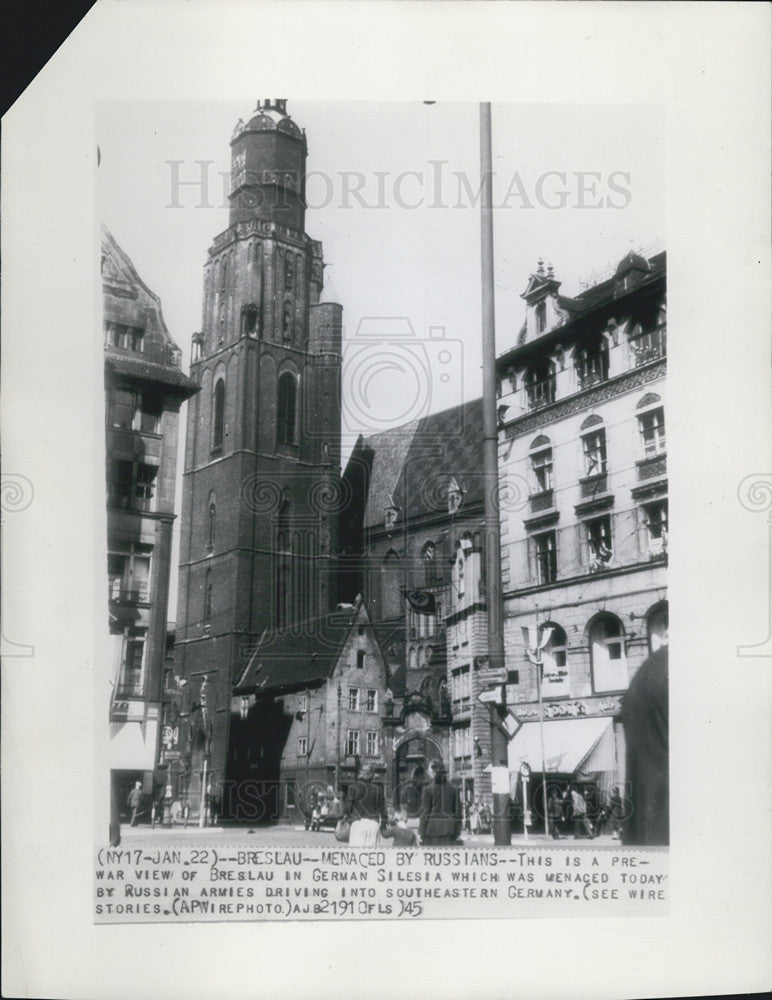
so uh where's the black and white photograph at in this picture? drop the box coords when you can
[98,98,668,863]
[2,2,770,997]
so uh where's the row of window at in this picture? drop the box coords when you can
[528,397,665,497]
[298,730,382,757]
[343,730,381,758]
[530,498,667,585]
[209,370,297,454]
[530,607,668,696]
[346,687,379,713]
[502,311,666,412]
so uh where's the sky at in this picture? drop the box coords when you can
[97,99,664,614]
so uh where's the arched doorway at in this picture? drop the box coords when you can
[393,732,445,818]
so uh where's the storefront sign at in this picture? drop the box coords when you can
[515,697,621,721]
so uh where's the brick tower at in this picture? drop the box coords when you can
[174,101,342,813]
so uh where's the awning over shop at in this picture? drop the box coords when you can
[507,717,614,777]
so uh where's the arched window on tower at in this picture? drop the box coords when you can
[275,498,291,627]
[207,495,216,553]
[204,568,213,621]
[589,613,628,693]
[277,372,297,445]
[212,378,225,454]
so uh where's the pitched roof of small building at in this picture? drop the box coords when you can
[235,605,363,697]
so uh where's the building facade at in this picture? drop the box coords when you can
[231,601,392,820]
[103,226,197,817]
[173,101,343,815]
[341,399,499,815]
[496,251,668,817]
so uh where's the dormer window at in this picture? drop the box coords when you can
[535,301,547,334]
[447,477,463,515]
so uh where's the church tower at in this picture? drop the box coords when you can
[174,101,342,810]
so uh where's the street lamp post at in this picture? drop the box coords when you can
[521,625,553,838]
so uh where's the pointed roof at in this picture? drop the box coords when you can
[347,398,485,530]
[234,603,377,697]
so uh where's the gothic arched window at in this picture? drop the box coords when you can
[276,372,297,445]
[207,496,216,553]
[204,568,213,620]
[212,378,225,453]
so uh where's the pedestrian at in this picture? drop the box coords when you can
[547,787,564,839]
[127,781,143,827]
[419,759,462,846]
[621,646,669,846]
[569,783,594,839]
[383,809,418,847]
[609,785,624,840]
[470,799,481,835]
[345,762,386,845]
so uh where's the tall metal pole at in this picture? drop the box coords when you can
[535,651,550,839]
[480,102,510,846]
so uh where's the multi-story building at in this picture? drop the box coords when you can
[341,399,499,814]
[230,600,391,820]
[173,101,343,816]
[103,226,198,816]
[496,251,667,816]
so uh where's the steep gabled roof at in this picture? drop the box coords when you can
[234,605,362,697]
[348,398,485,530]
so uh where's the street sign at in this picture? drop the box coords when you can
[478,687,503,705]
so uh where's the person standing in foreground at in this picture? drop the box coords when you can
[621,646,669,846]
[419,759,462,846]
[345,762,387,846]
[127,781,143,827]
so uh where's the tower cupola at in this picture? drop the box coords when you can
[229,99,307,231]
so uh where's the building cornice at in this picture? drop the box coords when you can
[502,359,666,441]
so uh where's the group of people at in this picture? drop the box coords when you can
[545,783,624,840]
[341,759,463,847]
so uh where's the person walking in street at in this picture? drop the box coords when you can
[345,763,387,845]
[419,759,462,846]
[609,785,624,840]
[621,646,669,846]
[547,787,564,839]
[469,799,481,836]
[127,781,143,827]
[568,783,594,839]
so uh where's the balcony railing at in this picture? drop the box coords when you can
[525,376,556,411]
[109,585,150,603]
[529,489,554,512]
[630,329,666,367]
[637,454,667,480]
[576,366,607,390]
[580,472,608,497]
[508,506,667,589]
[114,681,145,699]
